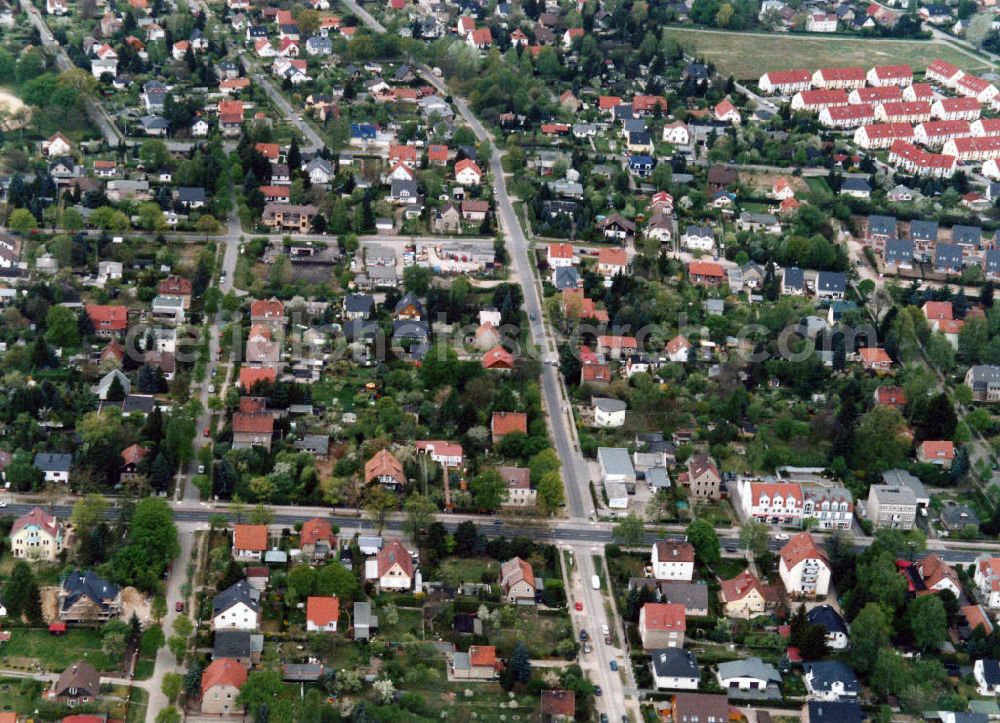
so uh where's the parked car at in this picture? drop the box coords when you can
[175,601,184,612]
[574,601,583,611]
[610,660,618,672]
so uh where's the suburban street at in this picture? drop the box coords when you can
[18,0,122,144]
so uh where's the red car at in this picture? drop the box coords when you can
[574,602,583,611]
[175,601,184,612]
[203,427,211,437]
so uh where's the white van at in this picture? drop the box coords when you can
[591,575,600,590]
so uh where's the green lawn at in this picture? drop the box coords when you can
[437,558,499,587]
[0,677,45,715]
[0,628,114,672]
[663,27,989,79]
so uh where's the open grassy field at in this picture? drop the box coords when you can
[664,27,990,79]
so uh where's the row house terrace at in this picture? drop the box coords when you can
[904,83,935,103]
[758,69,813,95]
[942,135,1000,162]
[875,100,931,124]
[811,66,867,89]
[867,64,913,87]
[791,89,848,112]
[854,123,914,150]
[888,141,957,177]
[818,103,875,129]
[955,73,1000,104]
[913,119,972,147]
[926,59,964,88]
[849,86,902,105]
[932,96,981,121]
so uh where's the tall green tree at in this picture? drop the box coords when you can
[850,602,892,674]
[686,519,720,565]
[44,305,80,348]
[907,594,947,651]
[469,470,508,512]
[109,497,179,591]
[613,514,645,547]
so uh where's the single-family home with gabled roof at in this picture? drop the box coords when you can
[53,661,100,706]
[499,557,536,604]
[232,524,268,561]
[212,580,261,630]
[34,452,72,483]
[804,661,860,700]
[201,657,248,715]
[373,538,413,590]
[306,596,340,631]
[365,449,406,488]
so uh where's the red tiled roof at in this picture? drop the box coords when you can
[597,248,627,266]
[919,440,955,461]
[816,66,865,82]
[598,95,622,110]
[306,596,340,626]
[86,304,128,331]
[762,69,812,85]
[300,518,335,546]
[540,690,575,717]
[201,658,248,695]
[239,367,277,390]
[365,449,405,485]
[641,602,686,631]
[923,301,953,320]
[483,345,514,369]
[250,298,284,320]
[469,645,496,667]
[876,386,907,406]
[860,347,892,364]
[158,275,192,296]
[688,261,725,278]
[377,538,413,578]
[548,243,574,259]
[120,443,148,466]
[232,412,274,434]
[871,64,912,80]
[491,411,528,438]
[12,507,60,536]
[779,532,827,570]
[720,569,771,603]
[233,524,268,551]
[455,159,482,177]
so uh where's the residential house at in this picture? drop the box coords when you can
[975,660,1000,695]
[974,555,1000,608]
[499,557,536,604]
[451,645,499,680]
[59,571,121,622]
[593,397,627,428]
[778,532,830,597]
[540,690,575,721]
[498,466,535,506]
[966,365,1000,402]
[806,605,849,650]
[11,507,64,561]
[639,602,686,649]
[917,440,955,467]
[866,484,917,529]
[651,539,695,581]
[717,657,781,693]
[34,453,72,484]
[201,658,248,715]
[306,596,340,632]
[803,661,860,701]
[680,455,721,500]
[365,449,406,488]
[374,539,414,591]
[212,581,261,630]
[719,569,779,619]
[299,518,336,561]
[53,662,100,707]
[491,411,528,441]
[667,694,730,723]
[651,648,700,690]
[232,524,268,561]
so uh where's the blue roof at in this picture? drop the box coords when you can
[885,238,914,264]
[867,214,897,236]
[806,702,863,723]
[629,155,654,167]
[783,266,804,289]
[804,661,860,695]
[350,123,376,139]
[806,604,848,636]
[909,219,938,242]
